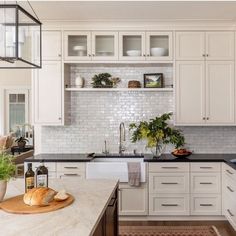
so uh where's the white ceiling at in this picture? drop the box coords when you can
[11,1,236,22]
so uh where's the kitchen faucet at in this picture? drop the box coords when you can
[119,122,126,155]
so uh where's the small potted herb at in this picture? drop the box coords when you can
[15,137,29,148]
[91,73,113,88]
[129,112,185,157]
[0,153,16,201]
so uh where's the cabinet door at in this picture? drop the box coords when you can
[175,61,205,124]
[176,32,205,60]
[206,61,234,124]
[92,31,118,60]
[33,61,63,125]
[64,31,91,61]
[119,32,145,61]
[206,32,234,60]
[146,32,173,61]
[41,31,62,60]
[119,184,147,216]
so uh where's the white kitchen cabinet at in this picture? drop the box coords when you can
[41,31,62,61]
[176,31,234,61]
[119,32,145,61]
[91,31,118,60]
[175,61,234,125]
[176,32,205,60]
[205,61,234,124]
[57,162,86,179]
[33,61,63,125]
[64,31,91,61]
[206,32,234,60]
[119,183,147,216]
[146,32,173,61]
[175,61,205,124]
[149,193,189,216]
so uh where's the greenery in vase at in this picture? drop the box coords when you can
[91,73,113,88]
[0,153,16,181]
[129,112,185,156]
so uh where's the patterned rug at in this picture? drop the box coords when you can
[119,225,221,236]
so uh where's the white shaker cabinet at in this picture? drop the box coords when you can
[176,32,205,60]
[41,31,62,61]
[175,61,205,124]
[175,61,234,125]
[176,31,234,61]
[33,61,63,125]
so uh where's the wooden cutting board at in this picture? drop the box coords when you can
[0,194,74,214]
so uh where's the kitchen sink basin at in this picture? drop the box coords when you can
[86,156,146,183]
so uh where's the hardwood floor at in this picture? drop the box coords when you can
[119,221,236,236]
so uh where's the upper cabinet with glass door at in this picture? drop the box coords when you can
[119,32,145,61]
[146,32,173,61]
[64,31,91,61]
[92,32,118,60]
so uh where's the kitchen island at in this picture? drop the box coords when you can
[0,178,119,236]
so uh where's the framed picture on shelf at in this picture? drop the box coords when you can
[144,73,163,88]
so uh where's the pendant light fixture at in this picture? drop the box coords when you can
[0,1,41,68]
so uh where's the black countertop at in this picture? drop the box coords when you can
[24,153,236,170]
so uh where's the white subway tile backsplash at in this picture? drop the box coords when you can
[41,65,236,154]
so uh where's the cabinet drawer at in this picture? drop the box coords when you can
[57,162,86,172]
[148,163,189,172]
[190,163,221,172]
[223,163,236,182]
[224,193,236,229]
[57,171,85,179]
[32,162,56,172]
[224,176,236,199]
[191,173,221,194]
[191,194,222,215]
[149,194,189,215]
[149,173,189,194]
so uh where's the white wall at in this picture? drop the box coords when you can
[0,69,31,135]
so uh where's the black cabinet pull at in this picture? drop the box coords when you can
[64,167,78,169]
[162,204,178,207]
[162,167,178,169]
[200,182,213,185]
[227,186,234,192]
[200,167,212,169]
[227,209,234,217]
[226,170,234,175]
[200,204,213,207]
[161,182,178,185]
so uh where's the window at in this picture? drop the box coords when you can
[5,89,29,133]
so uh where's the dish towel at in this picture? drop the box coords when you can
[127,162,141,187]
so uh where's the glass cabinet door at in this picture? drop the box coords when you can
[64,31,91,60]
[119,32,145,60]
[146,32,173,61]
[92,32,118,60]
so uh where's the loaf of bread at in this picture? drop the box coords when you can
[23,187,56,206]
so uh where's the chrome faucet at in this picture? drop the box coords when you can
[119,122,126,155]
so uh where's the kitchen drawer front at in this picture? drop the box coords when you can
[224,175,236,200]
[57,171,85,179]
[32,162,56,172]
[224,193,236,230]
[149,173,189,194]
[57,162,86,172]
[191,173,221,194]
[148,163,189,173]
[191,194,222,215]
[149,194,189,215]
[190,162,221,172]
[223,163,236,182]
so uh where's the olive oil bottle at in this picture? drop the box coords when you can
[35,161,48,187]
[25,163,35,192]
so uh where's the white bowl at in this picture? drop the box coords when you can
[126,50,141,57]
[73,45,86,51]
[151,47,168,56]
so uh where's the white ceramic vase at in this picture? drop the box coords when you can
[0,180,7,202]
[75,75,84,88]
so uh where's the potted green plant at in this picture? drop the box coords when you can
[91,73,113,88]
[15,137,29,148]
[129,112,185,157]
[0,153,16,201]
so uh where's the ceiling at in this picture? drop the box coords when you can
[7,1,236,22]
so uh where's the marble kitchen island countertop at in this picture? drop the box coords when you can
[0,178,118,236]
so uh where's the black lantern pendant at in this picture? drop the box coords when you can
[0,4,42,68]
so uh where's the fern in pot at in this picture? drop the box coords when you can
[0,153,16,201]
[129,113,185,157]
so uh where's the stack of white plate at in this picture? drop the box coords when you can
[126,50,141,56]
[73,45,86,56]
